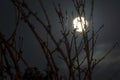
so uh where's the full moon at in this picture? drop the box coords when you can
[73,17,88,32]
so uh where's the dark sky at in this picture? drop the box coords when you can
[0,0,120,80]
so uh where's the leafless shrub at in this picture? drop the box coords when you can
[0,0,118,80]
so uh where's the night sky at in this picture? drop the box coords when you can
[0,0,120,80]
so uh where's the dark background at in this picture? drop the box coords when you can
[0,0,120,80]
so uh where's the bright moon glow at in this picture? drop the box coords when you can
[73,17,88,32]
